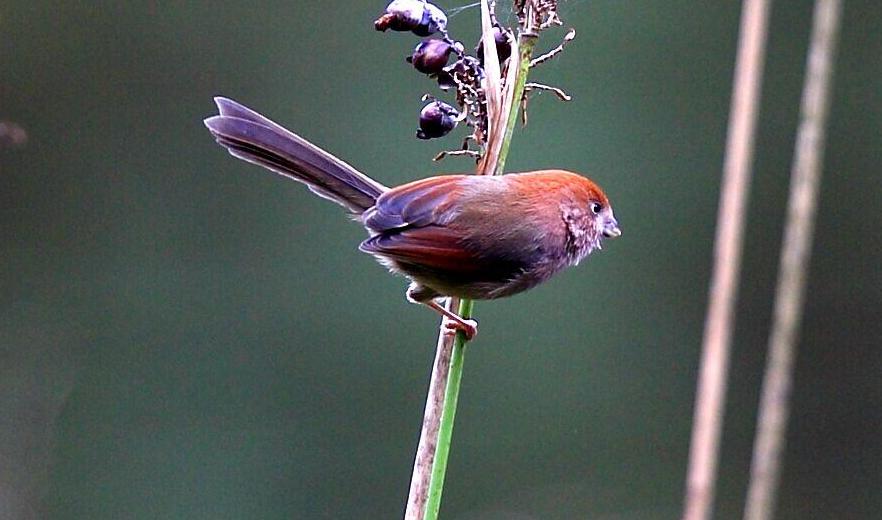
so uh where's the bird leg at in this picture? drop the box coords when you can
[424,299,478,340]
[406,284,478,340]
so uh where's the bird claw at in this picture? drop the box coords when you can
[441,317,478,340]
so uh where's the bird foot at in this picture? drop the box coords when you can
[441,317,478,341]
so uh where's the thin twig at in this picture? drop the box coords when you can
[681,1,772,519]
[433,149,482,161]
[743,1,842,519]
[525,82,572,101]
[530,28,575,67]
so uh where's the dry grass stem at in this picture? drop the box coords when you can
[682,0,772,519]
[404,298,459,520]
[743,1,842,519]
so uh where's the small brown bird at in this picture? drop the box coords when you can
[205,97,620,338]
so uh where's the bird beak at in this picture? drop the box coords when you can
[603,217,621,238]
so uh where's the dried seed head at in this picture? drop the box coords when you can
[375,0,447,37]
[434,55,488,143]
[375,0,423,32]
[413,2,447,36]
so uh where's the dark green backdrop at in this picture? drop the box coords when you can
[2,1,879,519]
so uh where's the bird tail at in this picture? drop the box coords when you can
[204,97,387,213]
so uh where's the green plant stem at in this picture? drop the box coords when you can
[423,299,472,519]
[495,35,537,175]
[422,35,536,520]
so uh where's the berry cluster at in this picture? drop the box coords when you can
[375,0,512,149]
[375,0,572,161]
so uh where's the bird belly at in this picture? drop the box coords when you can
[375,253,566,301]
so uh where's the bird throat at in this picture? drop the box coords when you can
[561,204,602,266]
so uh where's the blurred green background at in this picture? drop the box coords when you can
[2,1,880,519]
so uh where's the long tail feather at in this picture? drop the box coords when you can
[205,97,387,213]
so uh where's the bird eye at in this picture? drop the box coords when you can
[590,202,602,214]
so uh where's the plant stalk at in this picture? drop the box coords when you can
[743,1,841,518]
[423,298,473,519]
[496,35,537,175]
[416,33,537,520]
[681,0,772,519]
[404,297,459,520]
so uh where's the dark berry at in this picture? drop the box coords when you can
[435,69,456,90]
[417,101,458,139]
[407,39,453,74]
[476,26,512,64]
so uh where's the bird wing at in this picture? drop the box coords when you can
[360,226,484,273]
[362,175,469,233]
[359,175,491,273]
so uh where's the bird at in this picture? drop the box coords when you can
[204,97,620,339]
